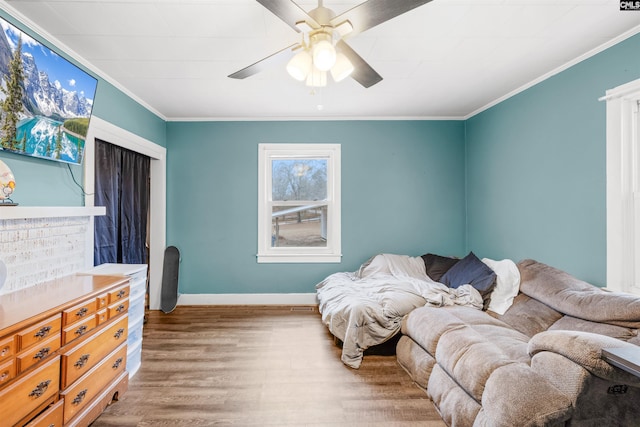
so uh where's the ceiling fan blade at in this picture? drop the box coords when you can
[336,40,382,88]
[256,0,320,32]
[331,0,433,38]
[228,44,299,79]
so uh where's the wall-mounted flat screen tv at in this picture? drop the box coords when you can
[0,16,97,165]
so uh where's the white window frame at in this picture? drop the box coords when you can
[604,78,640,294]
[257,143,341,263]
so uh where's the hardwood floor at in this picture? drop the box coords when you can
[91,306,446,426]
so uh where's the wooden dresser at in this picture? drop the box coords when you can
[0,274,131,427]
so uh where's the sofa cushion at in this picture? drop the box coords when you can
[440,251,497,301]
[402,305,468,355]
[404,305,530,402]
[435,320,530,401]
[518,259,640,327]
[491,293,563,338]
[549,316,638,341]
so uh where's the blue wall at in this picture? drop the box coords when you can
[5,6,640,291]
[0,9,166,207]
[166,120,466,294]
[466,33,640,286]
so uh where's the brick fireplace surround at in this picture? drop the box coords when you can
[0,207,104,295]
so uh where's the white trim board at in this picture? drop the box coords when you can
[177,293,318,306]
[85,116,167,311]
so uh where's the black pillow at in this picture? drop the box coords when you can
[440,251,497,301]
[421,253,460,282]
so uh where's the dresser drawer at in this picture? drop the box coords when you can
[62,316,97,345]
[108,298,129,319]
[96,293,109,311]
[61,315,129,388]
[0,335,14,363]
[18,316,62,351]
[96,308,108,326]
[17,333,61,373]
[24,398,64,427]
[0,356,60,427]
[108,285,130,304]
[62,299,98,327]
[0,357,15,386]
[61,344,127,424]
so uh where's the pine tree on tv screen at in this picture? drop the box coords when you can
[0,17,97,165]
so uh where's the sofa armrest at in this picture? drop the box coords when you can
[528,330,640,385]
[480,363,573,427]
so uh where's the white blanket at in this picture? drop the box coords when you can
[316,254,483,368]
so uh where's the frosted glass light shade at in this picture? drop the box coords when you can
[313,40,336,71]
[330,53,354,82]
[287,51,312,81]
[306,67,327,87]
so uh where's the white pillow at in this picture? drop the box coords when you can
[482,258,521,315]
[357,254,391,278]
[358,253,429,281]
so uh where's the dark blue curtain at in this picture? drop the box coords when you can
[94,139,150,265]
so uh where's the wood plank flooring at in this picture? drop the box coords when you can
[91,306,445,427]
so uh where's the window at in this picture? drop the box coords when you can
[604,78,640,294]
[258,143,341,263]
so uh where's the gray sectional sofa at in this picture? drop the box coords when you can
[397,259,640,426]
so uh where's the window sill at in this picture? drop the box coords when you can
[257,253,342,263]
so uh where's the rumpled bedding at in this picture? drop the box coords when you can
[315,253,483,368]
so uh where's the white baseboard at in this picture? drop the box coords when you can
[176,293,318,306]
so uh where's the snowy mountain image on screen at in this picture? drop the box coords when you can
[0,17,97,164]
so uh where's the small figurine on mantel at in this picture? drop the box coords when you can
[0,158,17,206]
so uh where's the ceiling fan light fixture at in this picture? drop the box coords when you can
[295,20,313,33]
[286,50,312,81]
[330,52,354,82]
[311,32,336,71]
[306,67,327,87]
[334,20,353,37]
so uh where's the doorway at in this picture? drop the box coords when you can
[84,116,166,310]
[94,138,150,265]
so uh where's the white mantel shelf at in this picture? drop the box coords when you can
[0,206,106,220]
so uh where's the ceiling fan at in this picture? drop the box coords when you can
[228,0,433,88]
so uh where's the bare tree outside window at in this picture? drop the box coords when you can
[271,159,328,247]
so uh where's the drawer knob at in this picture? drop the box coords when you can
[75,353,90,368]
[114,328,125,339]
[33,347,50,360]
[29,379,51,398]
[75,325,88,336]
[116,304,126,313]
[72,389,87,405]
[34,326,51,338]
[0,346,9,357]
[0,371,8,382]
[117,290,126,298]
[76,307,88,317]
[112,357,124,369]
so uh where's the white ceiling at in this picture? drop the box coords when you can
[2,0,639,120]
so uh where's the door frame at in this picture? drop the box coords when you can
[85,116,166,310]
